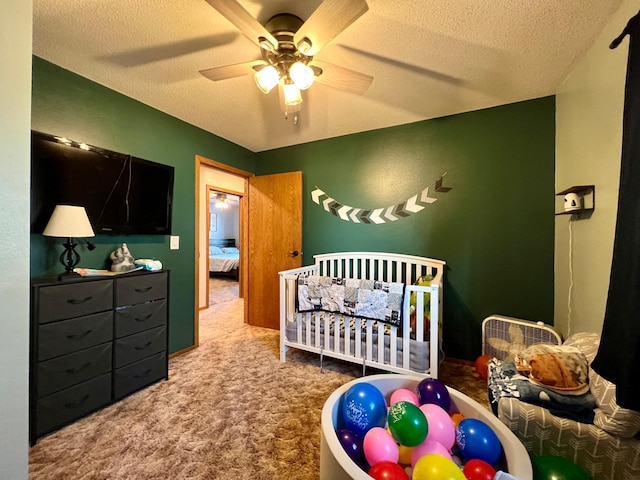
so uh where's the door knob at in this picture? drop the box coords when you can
[288,250,300,257]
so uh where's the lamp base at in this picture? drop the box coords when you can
[58,237,82,279]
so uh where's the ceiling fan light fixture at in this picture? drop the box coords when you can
[289,62,315,90]
[296,37,312,55]
[215,193,229,209]
[283,81,303,106]
[254,65,279,93]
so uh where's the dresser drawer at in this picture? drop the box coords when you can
[115,299,167,338]
[36,373,111,437]
[37,280,113,323]
[114,325,166,368]
[37,343,112,397]
[114,351,167,400]
[38,311,113,361]
[115,272,167,307]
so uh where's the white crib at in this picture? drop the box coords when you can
[279,252,445,378]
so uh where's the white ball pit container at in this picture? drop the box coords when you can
[320,374,532,480]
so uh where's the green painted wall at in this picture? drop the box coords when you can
[256,97,556,361]
[29,55,555,361]
[30,57,256,353]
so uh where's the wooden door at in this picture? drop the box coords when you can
[247,171,302,329]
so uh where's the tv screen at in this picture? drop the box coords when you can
[31,131,174,235]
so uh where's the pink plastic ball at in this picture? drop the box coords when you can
[363,427,400,467]
[411,439,452,468]
[390,388,420,407]
[419,403,456,450]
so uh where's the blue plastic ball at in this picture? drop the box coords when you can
[341,382,387,437]
[455,418,503,466]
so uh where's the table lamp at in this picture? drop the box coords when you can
[43,205,95,279]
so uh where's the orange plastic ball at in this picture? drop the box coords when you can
[474,355,493,381]
[450,412,465,428]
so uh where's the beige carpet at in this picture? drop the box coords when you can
[29,288,488,479]
[207,277,239,305]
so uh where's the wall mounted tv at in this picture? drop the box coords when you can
[31,130,174,235]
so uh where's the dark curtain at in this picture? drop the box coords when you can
[591,11,640,411]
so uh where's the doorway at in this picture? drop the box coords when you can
[194,156,303,348]
[195,155,251,348]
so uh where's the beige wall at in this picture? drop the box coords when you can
[0,1,32,477]
[555,0,633,337]
[198,165,245,309]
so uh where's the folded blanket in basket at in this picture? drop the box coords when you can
[488,359,597,424]
[297,275,405,326]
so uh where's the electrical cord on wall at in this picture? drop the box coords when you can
[567,218,574,336]
[96,154,132,228]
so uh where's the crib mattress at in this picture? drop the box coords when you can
[285,318,430,373]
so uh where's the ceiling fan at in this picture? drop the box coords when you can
[199,0,374,120]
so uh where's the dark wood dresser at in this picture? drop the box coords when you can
[30,270,169,444]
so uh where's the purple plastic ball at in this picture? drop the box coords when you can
[337,428,364,463]
[416,377,451,412]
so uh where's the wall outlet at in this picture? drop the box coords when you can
[170,236,180,250]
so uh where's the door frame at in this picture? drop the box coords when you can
[195,155,252,348]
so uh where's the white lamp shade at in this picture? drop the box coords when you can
[254,66,279,94]
[283,82,303,106]
[289,62,314,90]
[43,205,95,238]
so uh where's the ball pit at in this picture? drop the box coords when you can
[320,374,533,480]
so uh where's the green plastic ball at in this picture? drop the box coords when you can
[387,400,428,447]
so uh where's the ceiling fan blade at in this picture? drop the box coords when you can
[100,33,239,67]
[339,45,466,86]
[294,0,369,56]
[205,0,278,50]
[199,60,265,81]
[310,60,373,95]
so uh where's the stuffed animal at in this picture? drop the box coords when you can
[110,243,136,272]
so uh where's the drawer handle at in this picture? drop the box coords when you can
[64,395,89,409]
[134,341,153,350]
[67,296,93,305]
[134,368,153,379]
[66,330,93,340]
[135,314,153,323]
[134,287,153,293]
[65,362,92,375]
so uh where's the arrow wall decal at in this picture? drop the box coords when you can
[310,174,450,225]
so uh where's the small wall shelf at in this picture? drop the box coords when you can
[555,185,595,216]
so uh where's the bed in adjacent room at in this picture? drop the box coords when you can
[209,238,239,280]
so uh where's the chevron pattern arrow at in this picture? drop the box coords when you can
[310,178,448,224]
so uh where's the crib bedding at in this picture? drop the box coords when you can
[285,316,430,373]
[297,275,405,326]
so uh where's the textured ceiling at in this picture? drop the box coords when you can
[33,0,623,153]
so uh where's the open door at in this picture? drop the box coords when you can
[247,171,302,329]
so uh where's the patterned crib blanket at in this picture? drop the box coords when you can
[297,275,405,327]
[488,358,597,424]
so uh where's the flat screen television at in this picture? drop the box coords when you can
[31,130,174,235]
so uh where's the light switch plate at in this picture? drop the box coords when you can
[170,236,180,250]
